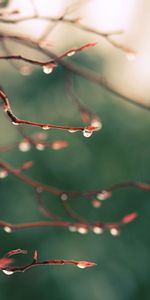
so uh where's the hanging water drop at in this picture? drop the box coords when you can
[43,65,53,74]
[3,226,12,233]
[92,226,104,234]
[2,270,14,275]
[67,51,75,57]
[42,125,49,130]
[110,227,120,236]
[68,226,77,232]
[83,128,93,138]
[68,129,78,133]
[77,227,88,234]
[36,143,45,151]
[12,121,19,126]
[60,193,68,201]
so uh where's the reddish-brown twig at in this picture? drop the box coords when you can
[0,88,100,135]
[0,249,96,274]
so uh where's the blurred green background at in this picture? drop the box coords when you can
[0,32,150,300]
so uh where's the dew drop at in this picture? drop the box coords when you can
[83,128,93,138]
[36,143,45,151]
[0,169,8,179]
[77,227,88,234]
[67,51,75,57]
[2,270,14,275]
[110,227,120,236]
[77,262,86,269]
[18,141,31,152]
[68,129,78,133]
[97,190,112,201]
[92,226,104,234]
[42,125,49,130]
[60,193,68,201]
[12,121,19,126]
[3,226,12,233]
[43,65,53,74]
[68,226,77,232]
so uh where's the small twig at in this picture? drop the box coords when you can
[0,249,96,274]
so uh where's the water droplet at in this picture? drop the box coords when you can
[2,270,14,275]
[68,226,77,232]
[43,65,53,74]
[77,227,88,234]
[77,262,86,269]
[0,169,8,179]
[92,226,104,234]
[35,144,45,151]
[60,193,68,201]
[18,141,31,152]
[68,129,78,133]
[83,128,93,138]
[97,190,112,201]
[12,121,19,126]
[67,51,75,57]
[42,125,49,130]
[3,226,12,233]
[92,199,102,208]
[110,227,120,236]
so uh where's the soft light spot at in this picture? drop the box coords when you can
[0,169,8,179]
[92,199,102,208]
[97,190,112,201]
[60,193,68,201]
[68,226,77,232]
[36,143,45,151]
[19,141,31,152]
[3,226,12,233]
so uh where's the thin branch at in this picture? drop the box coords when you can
[0,160,150,200]
[0,32,148,110]
[0,249,96,274]
[0,211,138,235]
[0,42,97,67]
[0,88,99,134]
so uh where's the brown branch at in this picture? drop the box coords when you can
[0,9,132,54]
[0,42,97,67]
[0,32,148,110]
[0,160,150,199]
[0,212,138,236]
[0,88,100,135]
[0,249,96,274]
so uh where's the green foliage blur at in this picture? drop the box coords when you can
[0,49,150,300]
